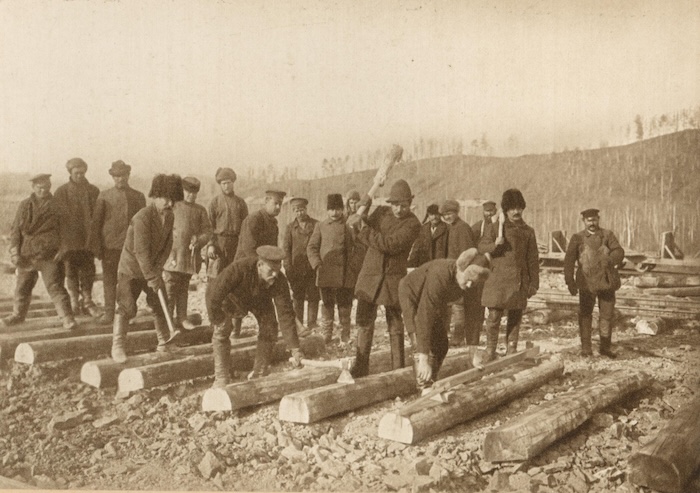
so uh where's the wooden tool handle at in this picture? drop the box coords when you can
[356,144,403,217]
[157,288,177,336]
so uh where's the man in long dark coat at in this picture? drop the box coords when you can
[347,179,421,377]
[564,208,625,358]
[407,203,448,268]
[478,189,539,361]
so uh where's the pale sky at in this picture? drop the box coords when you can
[1,0,699,178]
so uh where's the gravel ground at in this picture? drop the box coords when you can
[1,266,699,493]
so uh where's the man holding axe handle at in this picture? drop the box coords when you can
[399,248,491,390]
[346,145,421,377]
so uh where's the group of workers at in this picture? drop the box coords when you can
[4,158,625,390]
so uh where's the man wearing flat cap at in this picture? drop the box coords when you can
[88,160,146,324]
[164,176,212,330]
[564,208,624,358]
[206,245,305,386]
[54,157,101,318]
[283,197,320,331]
[479,188,539,361]
[407,203,448,268]
[346,179,421,377]
[110,174,183,362]
[3,174,78,330]
[472,201,498,244]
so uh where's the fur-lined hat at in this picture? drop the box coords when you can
[215,167,237,183]
[66,157,88,172]
[501,188,526,211]
[327,193,344,210]
[182,176,201,193]
[149,174,184,202]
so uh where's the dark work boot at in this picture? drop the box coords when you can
[212,336,232,388]
[389,331,405,370]
[111,314,128,363]
[599,320,616,359]
[321,304,334,343]
[248,341,274,380]
[307,301,319,329]
[154,316,172,353]
[579,315,593,356]
[450,303,466,347]
[484,318,499,363]
[2,298,30,326]
[350,325,374,378]
[232,318,242,339]
[505,323,520,355]
[82,294,102,318]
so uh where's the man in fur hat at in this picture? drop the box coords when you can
[164,177,212,330]
[346,179,421,377]
[206,245,305,386]
[3,174,77,330]
[479,188,539,361]
[53,157,101,317]
[307,193,356,343]
[564,208,624,358]
[88,160,146,324]
[399,248,490,390]
[407,203,448,268]
[110,174,183,362]
[283,197,320,330]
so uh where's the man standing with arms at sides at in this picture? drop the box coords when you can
[54,158,101,318]
[88,160,146,324]
[206,167,248,336]
[3,174,77,330]
[564,208,625,358]
[346,179,421,377]
[282,197,319,330]
[407,203,448,268]
[164,177,212,330]
[472,201,497,244]
[479,189,539,361]
[110,175,183,363]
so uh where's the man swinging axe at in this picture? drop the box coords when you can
[206,245,305,387]
[399,248,491,390]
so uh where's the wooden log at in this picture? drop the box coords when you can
[14,325,214,365]
[278,349,478,424]
[0,299,55,313]
[0,474,35,489]
[629,394,700,493]
[528,309,573,325]
[80,336,257,388]
[634,274,700,289]
[483,370,652,462]
[642,286,700,297]
[0,317,154,362]
[377,356,564,444]
[118,334,325,392]
[635,317,666,335]
[527,299,699,321]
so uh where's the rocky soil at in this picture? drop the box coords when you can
[0,268,699,493]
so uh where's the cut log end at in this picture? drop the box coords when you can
[80,362,102,388]
[377,413,414,445]
[201,388,233,412]
[628,454,682,493]
[13,343,34,365]
[278,395,311,424]
[117,369,145,393]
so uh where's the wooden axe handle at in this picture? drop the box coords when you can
[497,211,505,239]
[356,144,403,217]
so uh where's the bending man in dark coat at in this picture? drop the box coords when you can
[110,174,183,363]
[88,160,146,324]
[479,189,539,361]
[206,246,304,387]
[346,179,421,377]
[399,249,490,390]
[564,208,625,358]
[407,203,448,268]
[3,174,77,330]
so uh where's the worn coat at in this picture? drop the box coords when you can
[207,193,249,266]
[206,257,299,349]
[564,228,625,292]
[399,259,465,354]
[53,178,100,253]
[234,209,279,262]
[165,201,212,275]
[88,186,146,258]
[479,219,539,309]
[307,217,356,288]
[471,218,494,245]
[407,221,449,267]
[9,194,62,263]
[354,206,421,307]
[282,216,318,281]
[118,203,174,283]
[446,217,476,260]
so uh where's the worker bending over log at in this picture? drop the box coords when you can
[564,208,625,358]
[399,248,490,390]
[206,245,304,387]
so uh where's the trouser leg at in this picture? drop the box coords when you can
[100,249,120,323]
[386,306,405,370]
[77,250,97,308]
[176,275,192,328]
[164,271,179,325]
[212,319,233,387]
[320,288,335,343]
[64,253,82,314]
[505,309,523,354]
[3,268,37,325]
[579,289,595,356]
[484,307,503,362]
[337,288,353,343]
[40,259,76,328]
[450,302,466,346]
[598,290,617,358]
[306,284,319,329]
[463,285,484,346]
[351,299,376,378]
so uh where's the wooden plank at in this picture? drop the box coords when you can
[14,326,214,365]
[629,394,700,493]
[0,317,154,362]
[527,299,699,321]
[278,349,477,424]
[0,300,55,312]
[118,335,325,392]
[377,357,564,444]
[483,370,652,462]
[80,336,257,388]
[634,274,700,289]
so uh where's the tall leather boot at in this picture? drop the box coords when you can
[579,315,593,356]
[248,340,274,380]
[111,314,128,363]
[484,315,500,363]
[350,325,374,378]
[212,330,232,388]
[154,315,172,353]
[338,306,352,343]
[307,301,319,329]
[599,320,617,359]
[389,331,405,370]
[232,318,242,339]
[505,323,520,355]
[2,298,30,326]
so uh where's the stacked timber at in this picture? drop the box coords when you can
[483,370,652,462]
[118,334,325,393]
[628,394,700,493]
[377,355,564,444]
